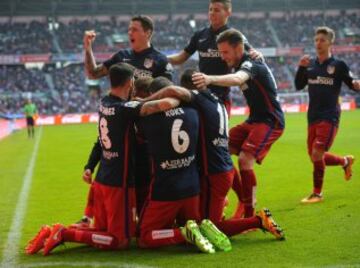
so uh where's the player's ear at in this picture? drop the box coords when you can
[226,7,232,17]
[145,30,152,40]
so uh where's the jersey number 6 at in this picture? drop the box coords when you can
[171,119,190,154]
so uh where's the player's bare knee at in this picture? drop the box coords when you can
[311,148,325,162]
[238,152,255,170]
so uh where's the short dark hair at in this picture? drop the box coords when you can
[148,77,173,93]
[210,0,232,10]
[216,28,244,47]
[315,26,335,43]
[134,77,153,98]
[109,63,134,88]
[131,15,154,35]
[180,69,197,90]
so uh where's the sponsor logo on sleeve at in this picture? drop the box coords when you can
[124,101,141,108]
[241,61,253,71]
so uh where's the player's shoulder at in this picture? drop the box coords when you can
[239,56,258,71]
[192,27,210,38]
[197,89,219,102]
[114,48,132,58]
[149,46,169,63]
[331,57,348,68]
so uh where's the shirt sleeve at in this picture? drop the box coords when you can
[184,32,199,56]
[294,66,308,90]
[189,90,200,106]
[84,139,101,172]
[122,101,144,118]
[155,57,174,81]
[103,51,122,70]
[238,60,257,79]
[339,61,355,90]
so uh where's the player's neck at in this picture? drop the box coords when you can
[317,51,331,64]
[110,87,130,100]
[211,21,227,32]
[133,42,151,53]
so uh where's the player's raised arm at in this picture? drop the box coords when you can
[83,30,108,79]
[294,55,311,90]
[192,71,250,89]
[139,85,192,103]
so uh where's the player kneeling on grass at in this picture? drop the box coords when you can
[133,77,230,253]
[70,77,155,230]
[25,66,226,255]
[139,70,285,243]
[23,64,187,255]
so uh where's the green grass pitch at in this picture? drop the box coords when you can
[1,111,360,268]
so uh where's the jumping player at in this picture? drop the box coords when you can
[192,29,285,218]
[84,15,172,80]
[168,0,261,218]
[295,26,360,203]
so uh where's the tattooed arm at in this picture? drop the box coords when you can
[139,86,192,103]
[84,30,109,79]
[139,98,180,116]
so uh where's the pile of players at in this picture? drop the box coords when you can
[25,0,359,256]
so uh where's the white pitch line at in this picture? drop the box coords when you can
[18,261,156,268]
[0,127,43,268]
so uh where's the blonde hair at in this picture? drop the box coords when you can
[315,26,335,43]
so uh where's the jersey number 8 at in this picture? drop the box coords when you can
[99,117,112,149]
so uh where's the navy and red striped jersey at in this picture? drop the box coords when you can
[295,56,356,125]
[103,45,173,80]
[138,106,200,201]
[235,54,285,128]
[184,25,251,102]
[189,90,233,175]
[93,95,142,187]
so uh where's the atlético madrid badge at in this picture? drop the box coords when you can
[327,65,335,75]
[144,58,153,69]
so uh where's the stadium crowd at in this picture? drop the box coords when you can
[0,12,359,115]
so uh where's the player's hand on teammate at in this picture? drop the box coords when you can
[83,30,96,50]
[192,72,210,90]
[249,48,264,61]
[353,80,360,91]
[83,169,93,184]
[299,55,311,67]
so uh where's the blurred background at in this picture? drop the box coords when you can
[0,0,359,117]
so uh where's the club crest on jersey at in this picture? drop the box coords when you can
[327,65,335,75]
[144,58,153,69]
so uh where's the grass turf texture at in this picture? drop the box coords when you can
[1,111,360,268]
